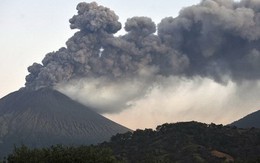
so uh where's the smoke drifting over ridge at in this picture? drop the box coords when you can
[25,1,260,115]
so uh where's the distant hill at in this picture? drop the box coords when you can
[0,88,130,158]
[231,110,260,128]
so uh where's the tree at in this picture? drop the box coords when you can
[7,145,119,163]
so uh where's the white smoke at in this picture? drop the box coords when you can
[104,77,260,129]
[56,66,158,113]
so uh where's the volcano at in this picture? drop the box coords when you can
[0,88,130,157]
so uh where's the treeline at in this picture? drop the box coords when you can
[3,145,119,163]
[2,121,260,162]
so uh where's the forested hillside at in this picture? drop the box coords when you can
[4,121,260,162]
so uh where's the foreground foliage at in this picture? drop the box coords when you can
[6,145,118,163]
[4,121,260,162]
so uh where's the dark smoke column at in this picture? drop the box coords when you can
[25,2,121,90]
[158,0,260,83]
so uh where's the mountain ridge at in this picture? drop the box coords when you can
[231,110,260,128]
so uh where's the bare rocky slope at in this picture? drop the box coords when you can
[0,88,130,157]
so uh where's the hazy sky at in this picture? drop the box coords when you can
[1,0,259,130]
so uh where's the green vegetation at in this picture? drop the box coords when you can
[5,145,119,163]
[3,121,260,162]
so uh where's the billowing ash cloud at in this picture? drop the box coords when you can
[25,1,260,115]
[158,0,260,83]
[69,2,121,33]
[25,2,122,89]
[25,2,190,90]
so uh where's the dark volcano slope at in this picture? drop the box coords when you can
[0,88,130,157]
[231,110,260,128]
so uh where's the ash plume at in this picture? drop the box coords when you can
[25,2,190,90]
[158,0,260,83]
[25,2,122,89]
[25,1,260,115]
